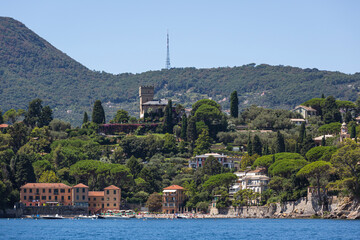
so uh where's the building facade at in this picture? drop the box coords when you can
[293,105,317,119]
[229,169,270,195]
[162,185,185,214]
[139,86,169,118]
[20,183,121,213]
[20,183,72,206]
[189,153,234,169]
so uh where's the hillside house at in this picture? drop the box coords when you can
[293,105,317,118]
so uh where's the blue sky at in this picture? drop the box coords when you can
[1,0,359,74]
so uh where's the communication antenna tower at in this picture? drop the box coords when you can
[166,30,171,70]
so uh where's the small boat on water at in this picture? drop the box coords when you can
[40,214,64,219]
[98,215,134,219]
[76,215,98,219]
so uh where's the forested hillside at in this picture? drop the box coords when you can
[1,17,360,126]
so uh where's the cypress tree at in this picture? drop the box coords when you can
[345,111,353,123]
[247,134,253,156]
[321,136,326,146]
[321,93,325,99]
[298,122,306,144]
[252,135,262,156]
[92,100,105,124]
[350,124,357,139]
[163,100,173,133]
[83,112,89,124]
[230,91,239,118]
[263,143,269,155]
[186,117,197,144]
[180,115,188,140]
[0,110,3,124]
[276,131,285,153]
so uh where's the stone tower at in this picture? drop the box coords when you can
[139,86,154,117]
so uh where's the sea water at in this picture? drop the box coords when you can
[0,218,359,240]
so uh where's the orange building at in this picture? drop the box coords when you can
[162,185,185,214]
[72,183,89,207]
[20,183,72,206]
[88,191,104,214]
[103,185,121,211]
[20,183,121,212]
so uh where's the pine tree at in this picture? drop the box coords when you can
[180,115,188,140]
[276,131,285,153]
[83,112,89,124]
[163,100,173,133]
[38,105,53,127]
[247,134,253,156]
[230,91,239,118]
[252,135,262,156]
[14,153,36,188]
[92,100,105,124]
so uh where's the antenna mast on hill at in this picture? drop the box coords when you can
[166,30,171,70]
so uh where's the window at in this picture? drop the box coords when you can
[93,204,96,207]
[29,196,33,200]
[82,195,85,200]
[61,196,64,201]
[49,189,51,193]
[60,189,65,193]
[82,188,85,193]
[114,203,116,207]
[49,196,52,200]
[36,189,39,193]
[94,198,96,201]
[76,188,79,193]
[55,196,58,201]
[113,190,116,194]
[24,196,27,200]
[107,203,109,207]
[29,203,32,206]
[114,198,116,201]
[42,196,46,200]
[107,198,109,201]
[68,189,71,193]
[107,190,109,194]
[76,196,79,200]
[42,189,45,193]
[29,189,32,193]
[24,189,27,193]
[102,198,104,201]
[68,196,70,200]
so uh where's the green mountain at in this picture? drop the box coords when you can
[1,17,360,126]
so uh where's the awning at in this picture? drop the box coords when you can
[163,190,176,193]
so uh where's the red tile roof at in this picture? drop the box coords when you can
[73,183,89,188]
[104,185,120,190]
[0,124,9,128]
[163,185,184,190]
[89,191,104,197]
[21,183,71,189]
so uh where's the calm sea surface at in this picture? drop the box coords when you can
[0,218,359,240]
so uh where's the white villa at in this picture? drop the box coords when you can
[229,168,270,195]
[189,153,234,169]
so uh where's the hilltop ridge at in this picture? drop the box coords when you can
[1,17,360,125]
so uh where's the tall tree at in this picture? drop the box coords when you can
[345,111,353,123]
[247,134,253,156]
[297,161,332,205]
[323,96,342,124]
[7,122,28,152]
[298,122,306,144]
[203,155,222,176]
[92,100,105,124]
[24,98,43,127]
[146,193,162,212]
[126,156,143,179]
[0,110,3,124]
[275,131,285,153]
[163,100,173,133]
[187,117,197,144]
[38,105,53,127]
[83,112,89,124]
[180,115,188,140]
[350,125,357,139]
[252,135,262,156]
[194,129,211,155]
[230,91,239,118]
[14,153,36,188]
[112,109,130,123]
